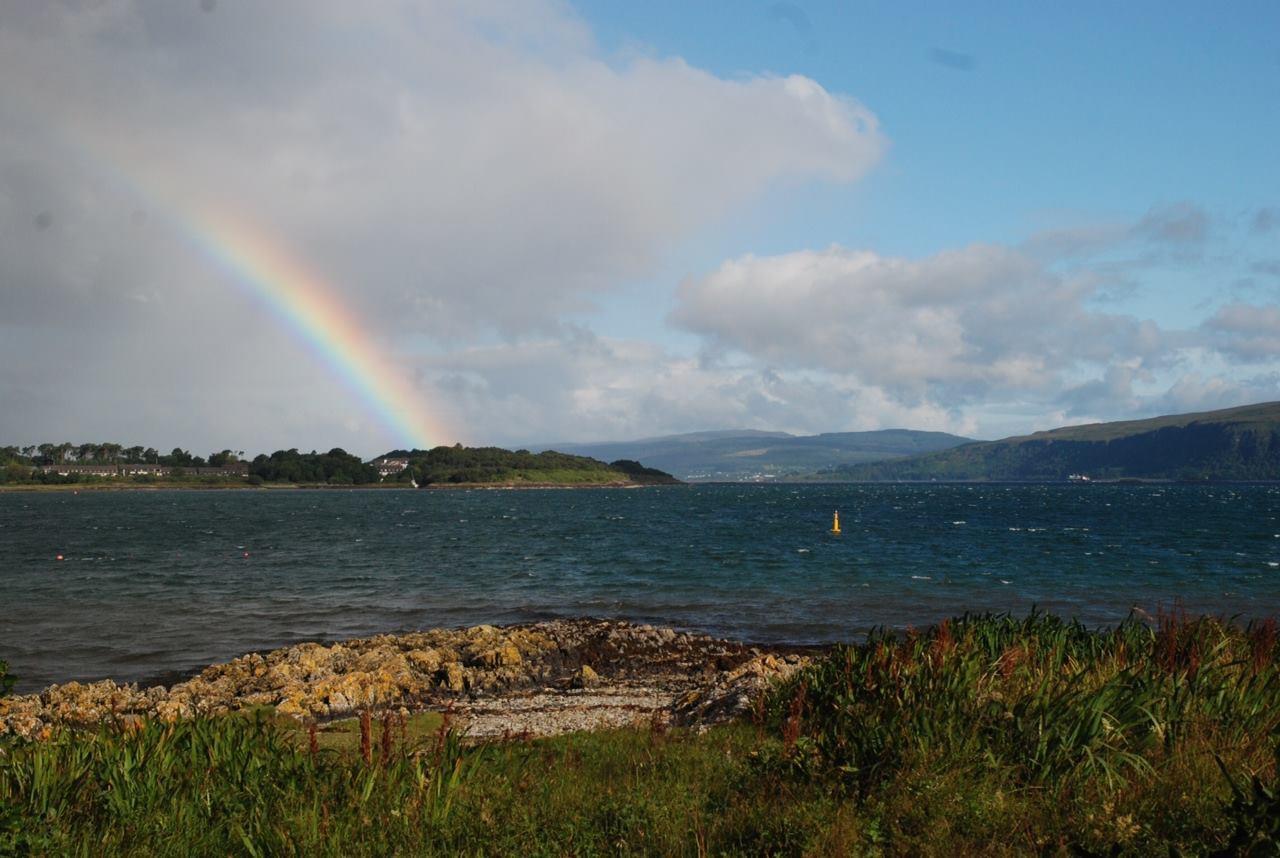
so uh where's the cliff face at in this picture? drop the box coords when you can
[827,401,1280,481]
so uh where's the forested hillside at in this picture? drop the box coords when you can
[825,402,1280,481]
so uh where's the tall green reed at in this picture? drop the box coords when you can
[767,610,1280,791]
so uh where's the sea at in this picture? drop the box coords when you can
[2,483,1278,693]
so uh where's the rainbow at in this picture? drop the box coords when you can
[189,209,452,451]
[13,98,454,451]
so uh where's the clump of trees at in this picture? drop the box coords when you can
[377,445,677,486]
[0,443,247,469]
[248,449,376,485]
[0,443,376,486]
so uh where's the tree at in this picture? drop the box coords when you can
[208,450,241,468]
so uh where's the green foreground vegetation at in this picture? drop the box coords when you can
[3,612,1279,855]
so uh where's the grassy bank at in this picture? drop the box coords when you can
[3,612,1278,855]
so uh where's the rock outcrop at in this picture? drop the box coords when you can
[0,620,811,740]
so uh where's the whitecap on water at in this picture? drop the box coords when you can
[911,575,932,580]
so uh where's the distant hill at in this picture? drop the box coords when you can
[378,445,679,487]
[540,429,973,481]
[823,401,1280,482]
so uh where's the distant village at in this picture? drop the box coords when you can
[37,462,250,478]
[2,442,416,485]
[36,457,412,480]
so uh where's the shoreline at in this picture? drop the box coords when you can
[0,619,811,741]
[0,480,679,493]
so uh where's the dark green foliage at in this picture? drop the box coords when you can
[0,661,13,698]
[379,445,678,485]
[831,400,1280,481]
[608,459,679,483]
[0,463,34,484]
[249,448,377,485]
[1214,747,1280,856]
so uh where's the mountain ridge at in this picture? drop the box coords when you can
[822,401,1280,482]
[539,428,974,481]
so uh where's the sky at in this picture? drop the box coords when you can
[1,0,1278,456]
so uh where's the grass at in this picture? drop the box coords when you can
[2,611,1278,855]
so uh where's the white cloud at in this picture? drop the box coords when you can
[0,1,884,337]
[0,0,884,451]
[423,331,976,444]
[670,242,1171,407]
[0,2,1272,452]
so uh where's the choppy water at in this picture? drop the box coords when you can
[2,484,1278,692]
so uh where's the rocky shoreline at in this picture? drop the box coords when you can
[0,620,813,741]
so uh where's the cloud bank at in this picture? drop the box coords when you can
[0,2,1275,452]
[0,0,882,451]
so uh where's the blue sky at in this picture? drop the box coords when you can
[576,0,1280,327]
[1,1,1277,453]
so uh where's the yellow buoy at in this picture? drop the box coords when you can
[831,510,841,534]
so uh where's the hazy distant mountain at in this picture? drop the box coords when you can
[541,429,973,481]
[825,401,1280,481]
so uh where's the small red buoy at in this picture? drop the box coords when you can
[56,554,64,561]
[243,552,250,558]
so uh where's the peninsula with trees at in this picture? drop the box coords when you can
[0,444,679,489]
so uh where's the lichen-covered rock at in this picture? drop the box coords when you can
[571,665,600,688]
[406,648,442,674]
[438,662,466,692]
[0,619,815,740]
[670,652,809,727]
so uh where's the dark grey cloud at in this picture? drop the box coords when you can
[768,3,811,35]
[930,48,976,72]
[1203,303,1280,360]
[1133,201,1209,245]
[1253,207,1280,234]
[768,2,816,51]
[1252,259,1280,278]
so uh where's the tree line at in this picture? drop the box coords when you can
[0,444,246,468]
[0,444,376,485]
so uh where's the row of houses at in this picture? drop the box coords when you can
[39,462,250,478]
[372,457,410,479]
[36,459,410,480]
